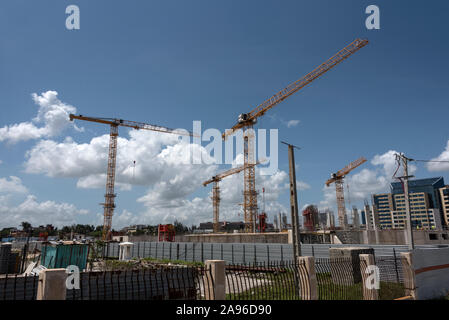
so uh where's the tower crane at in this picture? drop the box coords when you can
[325,157,367,230]
[222,38,369,233]
[203,161,260,233]
[69,114,193,241]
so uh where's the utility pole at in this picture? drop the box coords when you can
[281,141,301,258]
[396,153,415,250]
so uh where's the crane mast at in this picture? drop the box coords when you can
[222,39,368,233]
[325,157,367,230]
[69,114,192,240]
[203,161,260,233]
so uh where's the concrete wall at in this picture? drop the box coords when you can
[352,229,449,245]
[413,247,449,299]
[184,232,289,244]
[129,234,190,242]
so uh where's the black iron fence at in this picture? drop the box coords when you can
[374,256,406,300]
[66,265,214,300]
[0,274,39,300]
[225,261,308,300]
[315,257,364,300]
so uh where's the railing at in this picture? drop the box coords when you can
[3,241,447,272]
[375,256,406,300]
[0,274,39,300]
[66,265,214,300]
[225,261,306,300]
[315,257,364,300]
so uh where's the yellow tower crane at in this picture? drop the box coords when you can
[69,114,193,241]
[325,157,367,230]
[203,161,260,233]
[222,39,369,233]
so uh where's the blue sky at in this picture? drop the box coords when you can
[0,0,449,229]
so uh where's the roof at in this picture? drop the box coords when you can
[391,177,444,191]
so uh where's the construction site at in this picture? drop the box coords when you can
[1,1,449,304]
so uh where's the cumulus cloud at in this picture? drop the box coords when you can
[25,130,217,195]
[0,91,82,144]
[0,176,28,194]
[0,194,89,229]
[133,166,291,227]
[427,140,449,172]
[320,150,414,210]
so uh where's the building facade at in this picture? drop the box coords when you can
[372,177,446,230]
[439,186,449,226]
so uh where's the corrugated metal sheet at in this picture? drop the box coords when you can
[105,241,447,264]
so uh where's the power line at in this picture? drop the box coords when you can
[411,159,449,163]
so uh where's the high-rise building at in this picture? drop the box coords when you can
[371,177,446,230]
[352,206,360,229]
[372,193,394,228]
[391,192,442,229]
[439,186,449,226]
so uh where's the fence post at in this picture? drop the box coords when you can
[231,244,234,265]
[169,242,172,260]
[204,260,226,300]
[400,252,417,300]
[280,245,284,265]
[393,248,400,283]
[254,245,257,265]
[359,254,379,300]
[201,242,204,262]
[297,256,318,300]
[37,268,67,300]
[176,243,180,261]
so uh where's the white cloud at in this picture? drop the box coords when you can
[286,120,300,128]
[320,150,414,210]
[0,91,82,144]
[133,166,290,227]
[427,140,449,172]
[0,176,28,194]
[25,131,217,194]
[0,194,89,229]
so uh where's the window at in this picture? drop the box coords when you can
[429,233,438,240]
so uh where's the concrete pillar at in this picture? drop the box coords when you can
[119,242,133,261]
[297,256,317,300]
[359,254,379,300]
[37,268,67,300]
[204,260,226,300]
[400,252,417,300]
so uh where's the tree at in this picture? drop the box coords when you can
[173,220,188,234]
[21,221,32,234]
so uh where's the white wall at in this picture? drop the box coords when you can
[413,247,449,299]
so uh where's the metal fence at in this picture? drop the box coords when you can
[65,265,213,300]
[0,274,39,300]
[375,256,406,300]
[5,241,447,269]
[101,241,444,263]
[315,257,364,300]
[225,261,307,300]
[0,256,409,300]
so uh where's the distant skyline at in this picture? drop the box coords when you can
[1,1,449,229]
